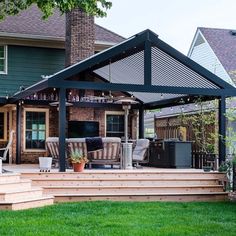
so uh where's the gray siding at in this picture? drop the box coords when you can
[0,45,65,97]
[189,38,232,85]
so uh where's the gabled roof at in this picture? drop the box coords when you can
[11,29,236,107]
[0,5,125,44]
[198,27,236,82]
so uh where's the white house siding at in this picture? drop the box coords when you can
[189,41,233,85]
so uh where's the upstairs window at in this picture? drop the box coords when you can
[0,45,7,74]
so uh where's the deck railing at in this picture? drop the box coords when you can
[192,152,218,170]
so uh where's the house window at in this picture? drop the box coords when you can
[106,113,124,137]
[0,45,7,74]
[24,108,49,151]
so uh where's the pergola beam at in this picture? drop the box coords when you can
[48,80,233,97]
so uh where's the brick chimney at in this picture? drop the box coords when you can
[65,8,95,66]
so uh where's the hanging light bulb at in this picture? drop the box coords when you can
[160,94,164,99]
[170,107,173,111]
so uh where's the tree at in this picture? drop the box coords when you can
[180,98,217,153]
[0,0,112,20]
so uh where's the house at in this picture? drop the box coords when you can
[148,27,236,156]
[188,27,236,86]
[0,6,127,163]
[188,27,236,154]
[0,7,233,168]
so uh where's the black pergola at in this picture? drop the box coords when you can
[11,29,236,172]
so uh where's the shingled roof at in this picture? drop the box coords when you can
[0,5,125,44]
[199,27,236,83]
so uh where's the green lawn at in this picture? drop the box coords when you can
[0,201,235,236]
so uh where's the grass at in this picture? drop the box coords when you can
[0,201,235,236]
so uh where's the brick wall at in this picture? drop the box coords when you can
[65,8,95,66]
[9,104,138,164]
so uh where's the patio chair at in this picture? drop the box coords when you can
[132,139,150,168]
[46,137,70,168]
[46,137,60,167]
[0,130,14,173]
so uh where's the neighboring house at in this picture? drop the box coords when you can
[188,27,236,154]
[0,6,126,163]
[188,27,236,86]
[146,27,236,154]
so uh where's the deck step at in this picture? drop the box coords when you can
[0,173,21,183]
[0,187,43,202]
[21,170,227,203]
[31,177,219,187]
[54,192,228,203]
[21,171,226,180]
[0,179,32,191]
[0,173,54,211]
[43,185,224,194]
[0,196,54,210]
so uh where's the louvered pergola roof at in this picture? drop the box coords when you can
[11,29,236,107]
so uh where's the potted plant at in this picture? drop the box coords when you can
[70,149,89,172]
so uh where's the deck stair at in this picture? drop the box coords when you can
[21,170,228,202]
[0,173,54,210]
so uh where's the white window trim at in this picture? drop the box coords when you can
[0,109,7,141]
[105,111,125,137]
[23,108,49,152]
[0,45,8,75]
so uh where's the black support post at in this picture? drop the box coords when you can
[144,37,152,86]
[139,106,144,139]
[59,88,66,172]
[16,103,22,164]
[219,96,226,165]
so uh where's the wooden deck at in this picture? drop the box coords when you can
[0,165,228,210]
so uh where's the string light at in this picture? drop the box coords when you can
[160,94,164,99]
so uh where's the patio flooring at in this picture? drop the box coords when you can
[3,164,208,173]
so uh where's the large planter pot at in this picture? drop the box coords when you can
[73,162,85,172]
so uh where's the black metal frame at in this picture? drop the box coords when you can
[7,29,236,171]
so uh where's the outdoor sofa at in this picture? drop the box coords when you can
[46,137,121,168]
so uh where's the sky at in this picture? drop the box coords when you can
[96,0,236,55]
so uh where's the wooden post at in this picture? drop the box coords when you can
[16,102,22,164]
[59,88,66,172]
